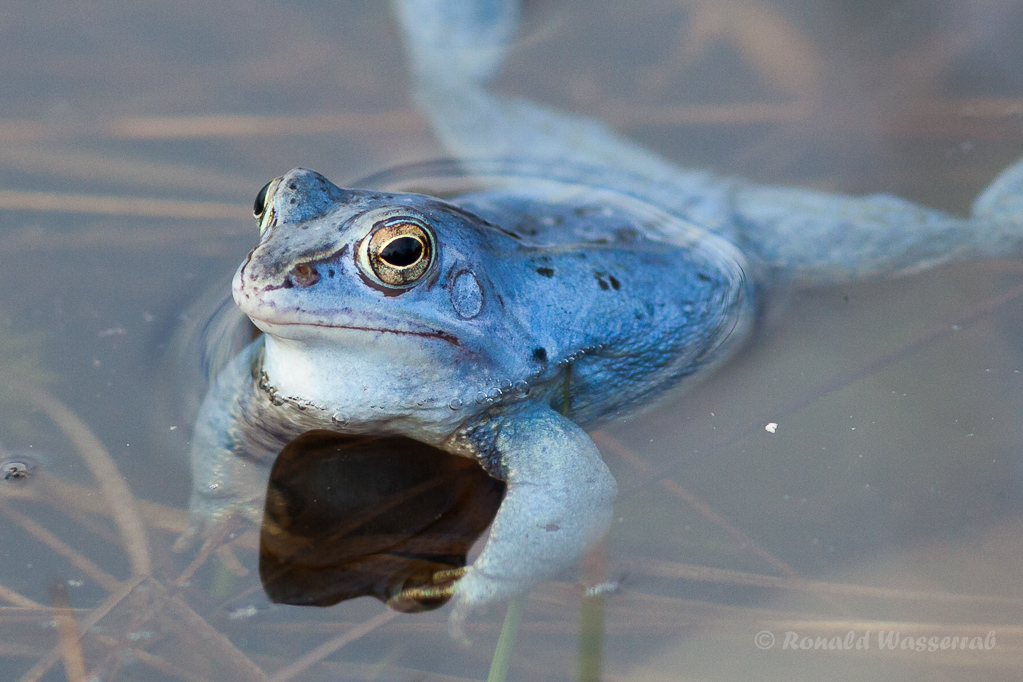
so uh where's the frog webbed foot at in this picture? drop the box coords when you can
[391,0,519,85]
[450,405,617,640]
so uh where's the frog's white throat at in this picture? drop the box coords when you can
[258,332,469,439]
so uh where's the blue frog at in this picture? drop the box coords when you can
[181,0,1023,638]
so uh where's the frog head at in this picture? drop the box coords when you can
[234,168,526,436]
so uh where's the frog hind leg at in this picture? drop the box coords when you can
[389,0,735,232]
[391,0,519,85]
[973,156,1023,225]
[450,404,617,642]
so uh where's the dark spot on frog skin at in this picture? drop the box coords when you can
[536,267,554,277]
[532,347,548,363]
[290,197,296,205]
[327,269,335,278]
[544,523,560,532]
[697,272,712,282]
[594,271,617,291]
[615,227,639,242]
[288,183,297,190]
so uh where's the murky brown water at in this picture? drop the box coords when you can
[1,1,1022,680]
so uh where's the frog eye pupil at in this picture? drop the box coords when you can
[361,218,436,289]
[253,181,272,219]
[379,236,424,267]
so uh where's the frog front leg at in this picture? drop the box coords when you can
[175,341,271,551]
[449,403,617,639]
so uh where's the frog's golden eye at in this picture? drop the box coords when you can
[361,218,436,288]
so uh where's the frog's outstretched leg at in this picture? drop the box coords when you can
[390,0,735,233]
[450,403,617,642]
[973,156,1023,225]
[392,0,518,86]
[393,0,1023,287]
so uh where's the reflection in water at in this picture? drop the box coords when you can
[259,430,504,613]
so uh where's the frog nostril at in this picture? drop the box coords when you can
[289,264,320,287]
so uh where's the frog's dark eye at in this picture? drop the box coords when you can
[254,178,280,235]
[360,218,436,288]
[253,181,272,220]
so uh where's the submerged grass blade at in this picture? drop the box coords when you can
[488,593,528,682]
[577,542,607,682]
[6,376,152,577]
[576,593,604,682]
[267,609,396,682]
[49,581,88,682]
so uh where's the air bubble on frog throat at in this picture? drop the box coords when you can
[331,413,349,428]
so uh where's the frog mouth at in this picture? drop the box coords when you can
[248,315,461,347]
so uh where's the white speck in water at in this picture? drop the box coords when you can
[67,579,83,588]
[584,581,620,597]
[169,425,177,431]
[228,605,259,620]
[764,422,778,434]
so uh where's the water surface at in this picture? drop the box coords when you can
[1,1,1022,680]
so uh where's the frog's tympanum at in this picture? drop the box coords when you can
[183,0,1023,638]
